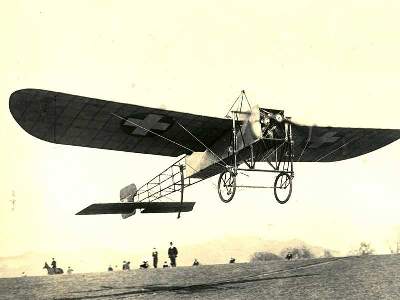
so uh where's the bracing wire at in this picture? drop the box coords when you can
[313,134,364,162]
[112,113,196,154]
[297,126,313,162]
[177,122,228,168]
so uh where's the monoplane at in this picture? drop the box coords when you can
[9,89,400,219]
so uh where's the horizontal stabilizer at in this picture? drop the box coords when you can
[141,202,195,213]
[76,203,135,215]
[76,202,195,215]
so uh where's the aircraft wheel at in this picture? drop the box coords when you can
[274,172,292,204]
[218,171,236,203]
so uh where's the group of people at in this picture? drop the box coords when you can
[146,242,179,269]
[108,242,180,271]
[107,242,237,272]
[150,242,179,268]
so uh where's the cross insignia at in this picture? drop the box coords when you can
[121,113,173,136]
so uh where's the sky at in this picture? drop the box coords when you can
[1,0,400,273]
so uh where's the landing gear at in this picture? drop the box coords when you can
[216,92,295,205]
[218,171,236,203]
[273,172,293,204]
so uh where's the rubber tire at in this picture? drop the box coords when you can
[218,171,237,203]
[274,172,292,204]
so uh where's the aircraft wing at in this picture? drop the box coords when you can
[76,202,196,215]
[10,89,232,157]
[289,125,400,162]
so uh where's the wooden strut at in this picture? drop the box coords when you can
[177,165,185,219]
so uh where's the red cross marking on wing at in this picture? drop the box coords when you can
[123,114,171,136]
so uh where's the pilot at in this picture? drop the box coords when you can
[168,242,178,267]
[152,248,158,268]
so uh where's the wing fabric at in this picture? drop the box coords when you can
[76,202,196,215]
[9,89,232,157]
[290,125,400,162]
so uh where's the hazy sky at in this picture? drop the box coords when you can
[1,0,400,265]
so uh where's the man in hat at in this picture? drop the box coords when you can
[168,242,178,267]
[152,248,158,268]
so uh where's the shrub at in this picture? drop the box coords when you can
[280,246,315,259]
[250,251,282,263]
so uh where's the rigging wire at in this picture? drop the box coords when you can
[176,122,228,168]
[242,90,252,111]
[314,134,364,162]
[111,113,196,154]
[297,126,313,162]
[225,94,242,118]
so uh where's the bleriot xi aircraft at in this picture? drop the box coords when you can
[9,89,400,219]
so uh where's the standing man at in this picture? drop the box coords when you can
[51,258,57,271]
[152,248,158,268]
[168,242,178,267]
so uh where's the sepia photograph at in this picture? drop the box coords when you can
[1,1,400,299]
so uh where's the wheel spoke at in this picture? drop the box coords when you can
[218,171,236,203]
[274,172,292,204]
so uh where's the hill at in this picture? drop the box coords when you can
[0,236,337,277]
[0,254,399,299]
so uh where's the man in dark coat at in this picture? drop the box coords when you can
[168,242,178,267]
[51,258,57,271]
[152,248,158,268]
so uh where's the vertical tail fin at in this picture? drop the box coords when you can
[120,183,137,219]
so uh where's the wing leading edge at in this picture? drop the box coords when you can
[289,125,400,162]
[9,89,232,157]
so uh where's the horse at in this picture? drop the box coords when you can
[43,262,64,275]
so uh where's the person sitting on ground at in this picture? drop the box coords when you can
[140,261,149,269]
[67,266,73,274]
[163,261,169,268]
[193,259,200,266]
[229,258,236,264]
[108,265,113,271]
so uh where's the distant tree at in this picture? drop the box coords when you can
[358,242,374,256]
[323,249,334,258]
[280,246,315,259]
[388,241,400,254]
[250,251,282,263]
[387,226,400,254]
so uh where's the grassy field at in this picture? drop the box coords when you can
[0,254,399,299]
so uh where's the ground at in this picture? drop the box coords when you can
[0,255,399,299]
